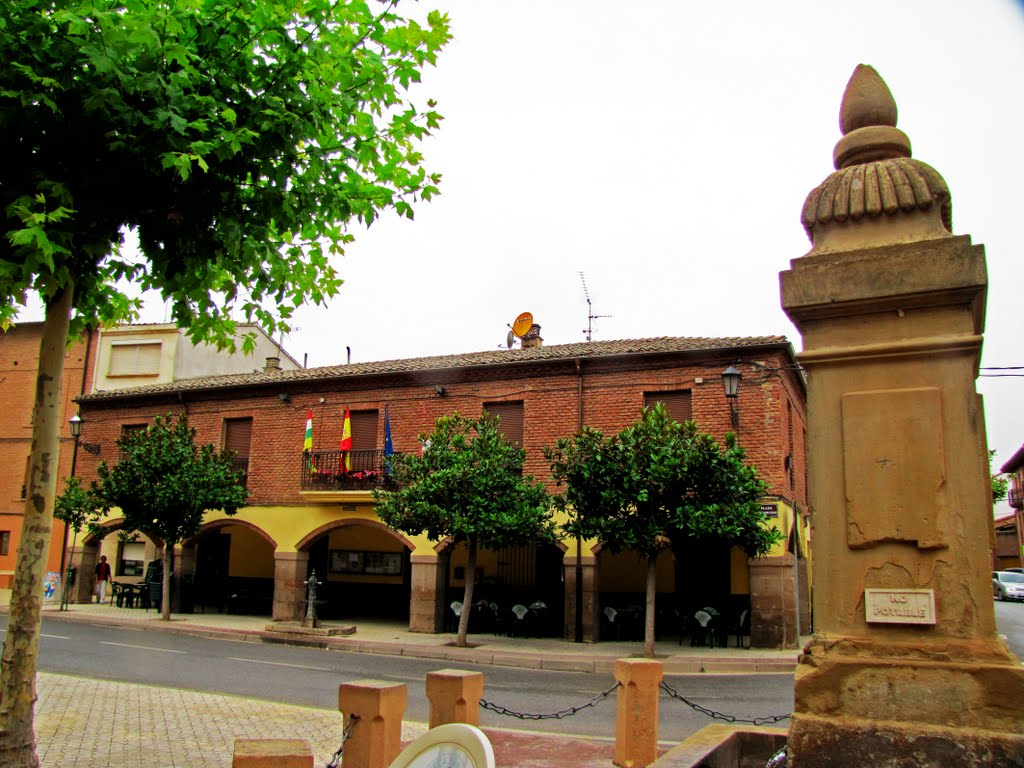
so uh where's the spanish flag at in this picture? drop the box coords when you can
[340,408,352,472]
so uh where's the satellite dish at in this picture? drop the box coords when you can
[506,330,515,349]
[512,312,533,338]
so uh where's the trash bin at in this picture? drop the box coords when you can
[65,566,77,586]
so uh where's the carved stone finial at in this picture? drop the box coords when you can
[833,65,911,169]
[800,65,953,249]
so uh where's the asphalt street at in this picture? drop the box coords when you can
[11,615,794,743]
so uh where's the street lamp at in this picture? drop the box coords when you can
[59,412,91,610]
[722,366,741,429]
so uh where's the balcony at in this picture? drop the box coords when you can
[300,449,400,492]
[230,456,249,488]
[1009,486,1023,510]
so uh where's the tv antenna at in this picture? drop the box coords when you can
[579,272,611,341]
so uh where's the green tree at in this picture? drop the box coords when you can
[375,413,555,648]
[546,404,778,657]
[94,414,247,620]
[0,2,449,761]
[53,476,103,610]
[990,450,1009,506]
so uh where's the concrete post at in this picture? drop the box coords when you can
[614,659,663,768]
[273,550,309,621]
[425,669,484,728]
[409,553,448,632]
[747,554,797,649]
[338,680,407,768]
[231,739,313,768]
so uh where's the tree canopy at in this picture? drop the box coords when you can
[375,413,555,646]
[95,413,248,619]
[1,0,451,345]
[546,404,778,656]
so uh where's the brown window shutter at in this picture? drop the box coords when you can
[224,418,253,459]
[350,410,379,451]
[644,390,693,424]
[484,402,524,446]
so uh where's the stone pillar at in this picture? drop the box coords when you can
[338,680,407,768]
[781,65,1024,766]
[232,739,313,768]
[748,554,798,649]
[272,551,308,621]
[614,659,662,768]
[72,545,97,604]
[409,553,447,633]
[563,551,599,642]
[425,669,484,728]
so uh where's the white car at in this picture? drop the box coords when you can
[992,571,1024,602]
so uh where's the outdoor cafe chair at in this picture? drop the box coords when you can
[448,601,463,633]
[509,604,529,636]
[691,610,716,647]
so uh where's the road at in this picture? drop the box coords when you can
[7,602,1020,745]
[13,615,794,743]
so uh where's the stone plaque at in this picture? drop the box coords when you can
[864,588,936,625]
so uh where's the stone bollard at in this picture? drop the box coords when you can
[614,658,663,768]
[338,679,408,768]
[231,739,313,767]
[425,669,485,728]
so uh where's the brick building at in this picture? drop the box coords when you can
[1000,444,1024,570]
[0,322,296,593]
[72,332,809,647]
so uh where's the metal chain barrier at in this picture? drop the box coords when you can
[479,681,620,721]
[659,680,791,727]
[325,713,360,768]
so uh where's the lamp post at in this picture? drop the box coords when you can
[721,366,741,429]
[59,414,83,611]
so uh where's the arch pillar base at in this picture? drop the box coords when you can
[273,551,309,621]
[409,553,448,633]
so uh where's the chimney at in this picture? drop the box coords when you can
[520,324,543,349]
[264,356,281,372]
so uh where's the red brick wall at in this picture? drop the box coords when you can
[0,324,98,586]
[75,347,807,510]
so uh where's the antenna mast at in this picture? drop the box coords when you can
[579,272,611,341]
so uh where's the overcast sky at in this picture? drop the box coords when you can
[19,1,1024,507]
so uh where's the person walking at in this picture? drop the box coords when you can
[94,555,112,604]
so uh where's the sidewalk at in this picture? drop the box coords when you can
[27,596,802,675]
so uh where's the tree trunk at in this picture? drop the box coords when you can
[0,286,74,768]
[456,539,477,648]
[161,544,172,621]
[644,554,657,658]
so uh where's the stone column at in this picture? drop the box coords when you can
[338,680,407,768]
[409,553,447,633]
[425,669,484,728]
[72,545,97,604]
[272,550,308,621]
[563,551,599,642]
[781,66,1024,766]
[747,554,797,649]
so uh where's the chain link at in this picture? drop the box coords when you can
[659,680,790,727]
[479,681,620,721]
[325,714,360,768]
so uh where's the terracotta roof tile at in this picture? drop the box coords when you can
[80,335,791,401]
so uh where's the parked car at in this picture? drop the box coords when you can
[1005,567,1024,574]
[993,571,1024,601]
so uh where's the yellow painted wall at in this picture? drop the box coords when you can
[226,524,275,578]
[599,549,674,592]
[730,546,750,594]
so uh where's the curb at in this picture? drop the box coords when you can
[28,608,799,675]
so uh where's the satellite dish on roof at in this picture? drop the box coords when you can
[506,330,515,349]
[512,312,533,338]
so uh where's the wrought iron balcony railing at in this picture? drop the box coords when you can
[230,457,249,487]
[300,449,400,491]
[1009,486,1023,510]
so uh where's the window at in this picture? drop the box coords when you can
[224,417,253,485]
[644,390,693,424]
[119,540,145,576]
[350,410,379,451]
[483,401,524,446]
[0,531,9,556]
[108,342,162,377]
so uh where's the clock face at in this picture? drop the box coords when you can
[405,743,475,768]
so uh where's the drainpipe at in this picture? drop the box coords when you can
[575,358,584,643]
